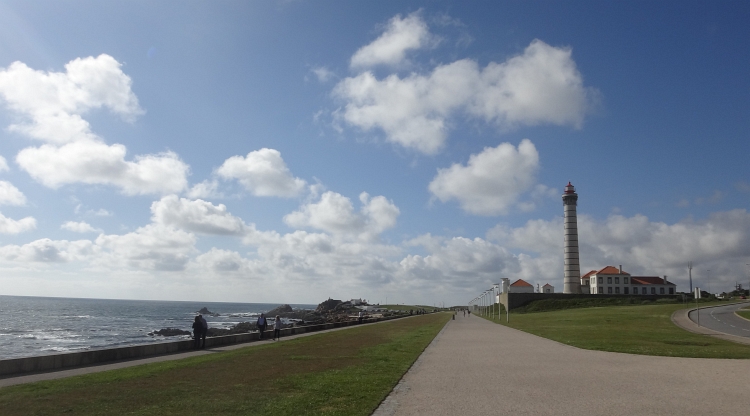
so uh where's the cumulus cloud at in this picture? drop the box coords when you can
[429,139,540,215]
[192,248,255,273]
[0,155,8,171]
[61,221,101,233]
[311,66,336,83]
[0,55,189,195]
[0,212,36,234]
[0,238,94,262]
[16,142,189,195]
[151,195,249,235]
[350,12,435,69]
[0,54,142,144]
[283,191,399,239]
[186,180,223,199]
[95,224,197,271]
[217,148,306,197]
[335,39,595,154]
[0,180,27,206]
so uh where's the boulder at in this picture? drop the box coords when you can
[266,304,294,316]
[315,298,342,313]
[149,328,191,336]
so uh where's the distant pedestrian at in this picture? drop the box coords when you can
[463,309,466,317]
[358,310,364,324]
[273,315,282,341]
[257,313,268,340]
[199,314,208,349]
[192,316,202,349]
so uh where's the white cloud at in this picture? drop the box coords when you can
[0,212,36,234]
[283,191,399,239]
[0,55,190,195]
[16,141,189,195]
[217,148,306,197]
[186,180,223,199]
[0,155,8,171]
[0,180,27,206]
[350,12,435,69]
[192,248,255,273]
[95,224,197,271]
[0,54,142,144]
[335,39,595,154]
[151,195,249,235]
[311,66,336,83]
[0,238,94,263]
[61,221,101,233]
[428,139,540,215]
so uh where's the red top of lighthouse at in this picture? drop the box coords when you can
[564,182,576,194]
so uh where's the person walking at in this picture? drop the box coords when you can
[257,313,268,340]
[272,315,282,341]
[192,316,202,350]
[358,310,364,324]
[199,314,208,349]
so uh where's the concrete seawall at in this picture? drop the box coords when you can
[0,314,409,377]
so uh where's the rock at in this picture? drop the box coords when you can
[149,328,191,336]
[315,298,342,313]
[266,304,294,316]
[206,322,255,337]
[197,307,213,314]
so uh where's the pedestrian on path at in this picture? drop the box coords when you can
[273,315,282,341]
[199,314,208,349]
[257,313,268,339]
[192,316,202,349]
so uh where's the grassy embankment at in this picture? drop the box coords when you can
[736,305,750,321]
[0,313,450,416]
[379,304,434,312]
[478,299,750,358]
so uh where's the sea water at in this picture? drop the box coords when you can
[0,295,315,360]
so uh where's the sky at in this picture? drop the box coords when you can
[0,1,748,305]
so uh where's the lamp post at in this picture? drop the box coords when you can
[707,269,711,297]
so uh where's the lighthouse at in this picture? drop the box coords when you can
[562,182,581,294]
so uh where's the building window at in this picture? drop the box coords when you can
[642,288,647,295]
[608,287,613,294]
[651,287,656,295]
[607,277,612,284]
[660,287,665,294]
[669,288,674,295]
[598,277,603,284]
[624,287,629,295]
[624,277,629,284]
[599,287,603,294]
[615,287,620,294]
[615,277,620,284]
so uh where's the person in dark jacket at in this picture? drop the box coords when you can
[199,314,208,349]
[256,313,268,339]
[192,316,203,349]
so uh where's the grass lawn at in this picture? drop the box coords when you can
[379,304,434,312]
[0,313,450,416]
[480,303,750,358]
[736,309,750,321]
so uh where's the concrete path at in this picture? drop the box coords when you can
[374,312,750,416]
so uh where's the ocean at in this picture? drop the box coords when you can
[0,295,316,360]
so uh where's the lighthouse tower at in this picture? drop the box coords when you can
[562,182,581,294]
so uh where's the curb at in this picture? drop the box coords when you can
[670,302,750,346]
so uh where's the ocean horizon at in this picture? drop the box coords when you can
[0,295,316,360]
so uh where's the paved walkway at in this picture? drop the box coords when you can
[374,312,750,416]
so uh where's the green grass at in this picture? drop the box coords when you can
[736,310,750,321]
[479,303,750,358]
[380,304,434,312]
[0,313,450,416]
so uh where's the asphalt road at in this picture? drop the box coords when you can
[688,302,750,338]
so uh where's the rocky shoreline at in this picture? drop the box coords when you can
[150,299,407,338]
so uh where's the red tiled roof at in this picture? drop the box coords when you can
[631,276,674,285]
[596,266,630,275]
[510,279,533,287]
[581,270,597,279]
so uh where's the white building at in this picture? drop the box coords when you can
[508,279,535,293]
[541,283,555,293]
[581,265,676,295]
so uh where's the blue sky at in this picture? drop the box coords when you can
[0,1,748,305]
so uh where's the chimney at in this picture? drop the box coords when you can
[619,265,622,274]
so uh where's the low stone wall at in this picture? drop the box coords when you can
[0,314,409,377]
[499,292,678,311]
